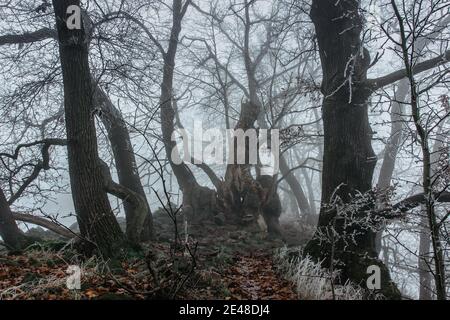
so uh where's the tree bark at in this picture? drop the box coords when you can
[0,187,29,251]
[417,108,449,300]
[52,0,125,258]
[220,102,261,223]
[377,81,408,195]
[92,83,153,241]
[303,0,400,299]
[301,168,317,216]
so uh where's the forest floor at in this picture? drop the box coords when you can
[0,211,313,300]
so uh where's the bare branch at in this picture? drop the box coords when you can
[12,212,75,239]
[0,28,56,46]
[368,50,450,90]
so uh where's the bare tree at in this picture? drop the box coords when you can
[390,0,447,299]
[51,0,125,258]
[303,0,449,298]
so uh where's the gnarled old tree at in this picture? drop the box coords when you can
[52,0,125,257]
[303,0,450,298]
[154,0,283,234]
[189,0,316,225]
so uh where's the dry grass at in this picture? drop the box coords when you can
[274,247,364,300]
[0,250,105,300]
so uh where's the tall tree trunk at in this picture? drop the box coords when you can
[52,0,125,258]
[232,0,310,225]
[255,89,312,223]
[418,215,432,300]
[392,0,446,297]
[374,80,408,254]
[303,0,400,298]
[0,187,29,251]
[92,84,153,241]
[302,167,317,216]
[279,156,313,219]
[375,15,449,254]
[159,0,216,220]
